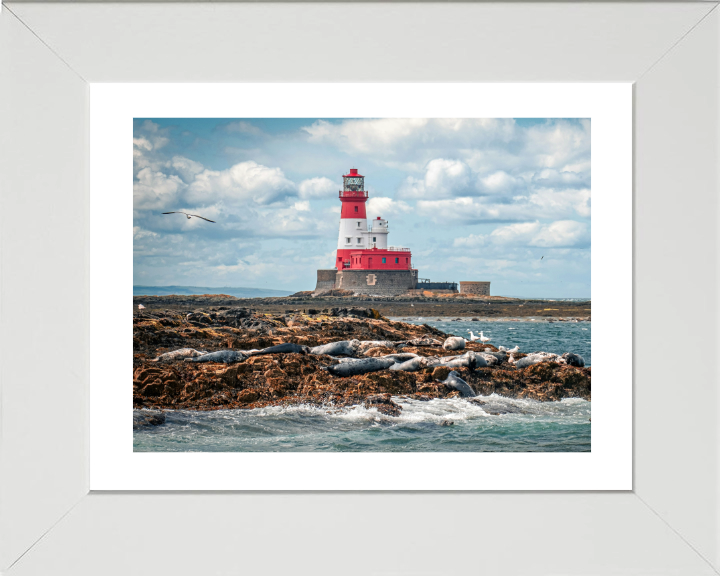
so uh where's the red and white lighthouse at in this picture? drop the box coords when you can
[335,168,413,271]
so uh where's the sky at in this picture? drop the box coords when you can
[133,118,591,297]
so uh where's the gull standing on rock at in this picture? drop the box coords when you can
[467,331,480,342]
[479,331,491,344]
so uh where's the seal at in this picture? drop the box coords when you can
[562,352,585,367]
[357,340,398,353]
[514,352,559,369]
[389,356,429,372]
[327,357,396,377]
[185,350,246,364]
[310,340,360,356]
[439,371,476,397]
[482,350,507,363]
[251,343,309,356]
[381,353,419,363]
[428,351,486,371]
[442,336,466,351]
[151,348,206,363]
[406,337,443,347]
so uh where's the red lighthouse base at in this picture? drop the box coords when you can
[336,248,412,271]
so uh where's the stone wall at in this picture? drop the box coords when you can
[314,269,337,294]
[334,269,418,296]
[459,281,491,295]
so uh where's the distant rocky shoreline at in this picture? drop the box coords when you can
[133,292,591,321]
[133,301,591,421]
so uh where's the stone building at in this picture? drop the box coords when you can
[459,281,491,296]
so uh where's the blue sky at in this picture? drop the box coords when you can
[133,118,590,297]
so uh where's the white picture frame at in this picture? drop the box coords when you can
[2,2,718,574]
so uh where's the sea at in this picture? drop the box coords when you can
[134,319,591,452]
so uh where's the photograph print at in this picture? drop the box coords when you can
[133,117,591,452]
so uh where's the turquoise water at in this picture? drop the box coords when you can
[396,318,591,366]
[134,320,591,452]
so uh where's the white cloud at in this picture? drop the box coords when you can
[399,159,473,199]
[528,188,591,218]
[133,226,158,240]
[293,200,311,212]
[478,170,525,194]
[529,220,589,248]
[223,121,263,135]
[186,161,296,205]
[298,177,338,199]
[133,167,185,211]
[135,120,169,150]
[366,196,411,218]
[454,220,589,249]
[133,137,152,151]
[170,156,205,182]
[303,118,430,155]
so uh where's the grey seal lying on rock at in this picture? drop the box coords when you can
[439,371,476,397]
[185,350,247,364]
[406,338,443,347]
[381,353,419,363]
[514,352,560,369]
[357,340,400,353]
[251,343,309,356]
[310,340,360,356]
[389,356,429,372]
[327,357,396,377]
[442,336,466,351]
[151,348,206,363]
[428,351,487,371]
[562,352,585,367]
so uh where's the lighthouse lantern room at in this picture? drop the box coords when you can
[336,169,412,271]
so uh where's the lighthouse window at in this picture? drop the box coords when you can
[382,257,386,264]
[373,237,376,242]
[345,237,350,244]
[357,238,362,244]
[395,258,399,264]
[357,222,361,227]
[354,206,358,213]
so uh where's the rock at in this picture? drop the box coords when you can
[442,336,465,351]
[440,420,454,426]
[133,410,166,429]
[133,302,591,412]
[432,366,452,381]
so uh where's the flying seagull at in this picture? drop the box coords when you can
[162,211,216,223]
[541,256,544,260]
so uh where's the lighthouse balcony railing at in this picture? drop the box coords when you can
[387,246,411,252]
[339,190,368,198]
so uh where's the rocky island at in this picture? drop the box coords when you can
[133,301,591,421]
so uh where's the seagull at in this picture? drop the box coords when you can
[541,256,544,260]
[479,331,491,344]
[467,330,480,342]
[162,211,216,223]
[508,345,519,353]
[138,304,145,309]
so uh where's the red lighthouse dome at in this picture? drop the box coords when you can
[335,168,413,272]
